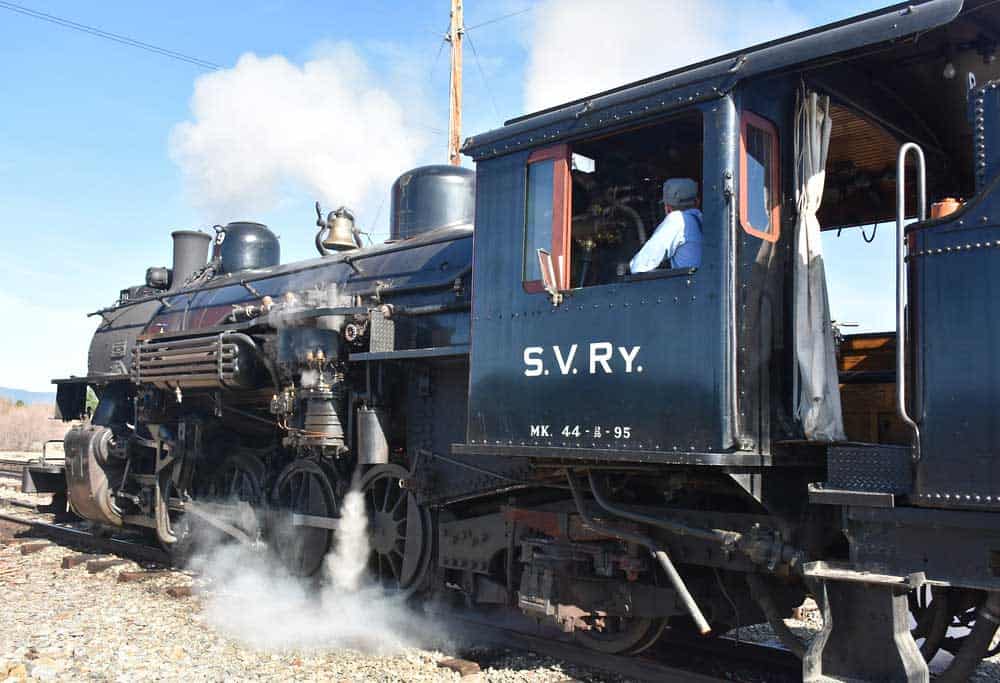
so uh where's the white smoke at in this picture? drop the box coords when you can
[298,369,319,389]
[328,490,369,592]
[192,486,438,654]
[523,0,810,113]
[169,43,431,221]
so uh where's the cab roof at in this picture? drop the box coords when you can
[462,0,966,161]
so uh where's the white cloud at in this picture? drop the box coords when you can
[524,0,810,113]
[0,293,97,393]
[169,43,432,221]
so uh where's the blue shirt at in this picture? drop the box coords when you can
[629,208,703,273]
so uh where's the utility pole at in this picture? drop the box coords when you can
[447,0,463,165]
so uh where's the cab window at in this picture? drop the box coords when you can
[739,111,780,242]
[523,145,570,292]
[520,111,704,291]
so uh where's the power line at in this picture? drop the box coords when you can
[465,6,533,32]
[0,0,221,70]
[427,20,450,84]
[464,31,501,121]
[0,0,445,138]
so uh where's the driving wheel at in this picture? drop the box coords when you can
[358,463,432,596]
[271,459,338,576]
[574,614,665,655]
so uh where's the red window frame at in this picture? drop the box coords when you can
[739,111,781,243]
[523,144,572,293]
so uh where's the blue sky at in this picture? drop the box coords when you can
[0,0,892,391]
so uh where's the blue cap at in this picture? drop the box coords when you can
[662,178,698,207]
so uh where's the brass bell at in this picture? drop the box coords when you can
[322,206,358,251]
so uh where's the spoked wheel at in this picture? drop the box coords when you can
[939,591,1000,658]
[208,452,266,506]
[937,590,1000,681]
[909,584,950,661]
[272,459,339,577]
[170,452,267,560]
[358,464,432,596]
[574,614,666,655]
[910,588,1000,682]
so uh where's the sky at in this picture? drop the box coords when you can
[0,0,894,392]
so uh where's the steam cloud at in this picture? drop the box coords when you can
[328,490,369,592]
[192,488,438,654]
[523,0,810,113]
[169,43,431,221]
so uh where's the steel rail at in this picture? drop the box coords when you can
[435,606,800,682]
[0,510,171,565]
[436,608,727,683]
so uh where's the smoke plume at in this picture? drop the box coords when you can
[192,486,438,654]
[169,43,430,221]
[328,490,369,592]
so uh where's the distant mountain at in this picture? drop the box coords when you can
[0,386,56,405]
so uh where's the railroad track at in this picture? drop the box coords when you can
[0,459,27,480]
[0,498,801,682]
[0,506,171,566]
[437,606,801,683]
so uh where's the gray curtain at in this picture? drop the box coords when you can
[793,90,845,441]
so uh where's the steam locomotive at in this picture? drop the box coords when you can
[40,1,1000,680]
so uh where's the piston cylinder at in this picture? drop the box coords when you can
[64,424,123,526]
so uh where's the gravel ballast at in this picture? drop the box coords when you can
[3,476,1000,682]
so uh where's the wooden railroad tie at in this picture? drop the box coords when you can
[19,541,51,555]
[117,570,172,583]
[86,558,129,574]
[165,585,193,598]
[62,554,104,569]
[437,658,482,678]
[1,535,36,546]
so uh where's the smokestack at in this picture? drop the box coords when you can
[170,230,212,290]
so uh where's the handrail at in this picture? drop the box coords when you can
[896,142,924,461]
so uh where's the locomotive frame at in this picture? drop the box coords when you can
[37,1,1000,680]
